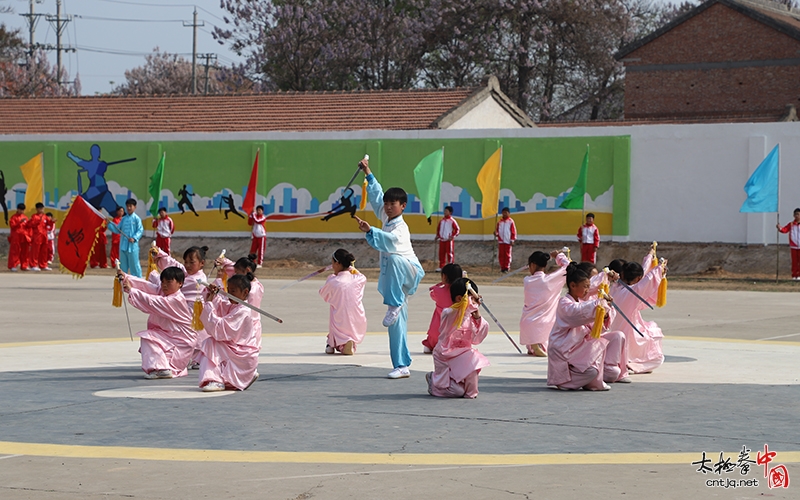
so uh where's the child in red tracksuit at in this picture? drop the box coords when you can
[777,208,800,279]
[8,204,29,271]
[28,202,49,271]
[45,212,56,265]
[109,207,123,265]
[152,207,175,254]
[577,213,600,264]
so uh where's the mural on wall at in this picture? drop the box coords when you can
[0,170,7,224]
[0,136,630,238]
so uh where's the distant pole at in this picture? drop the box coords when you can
[44,0,73,88]
[201,53,217,95]
[183,8,204,95]
[776,145,781,282]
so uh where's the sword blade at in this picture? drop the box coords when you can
[491,265,528,284]
[198,281,283,323]
[279,266,332,290]
[608,300,645,337]
[467,289,522,353]
[618,280,654,310]
[344,165,362,189]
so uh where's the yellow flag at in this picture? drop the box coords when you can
[476,147,502,219]
[19,153,44,214]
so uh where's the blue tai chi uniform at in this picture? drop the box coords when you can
[364,173,425,369]
[109,211,144,277]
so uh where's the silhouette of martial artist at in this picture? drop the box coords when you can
[0,170,8,225]
[177,184,199,216]
[321,187,357,222]
[67,144,135,215]
[219,193,244,220]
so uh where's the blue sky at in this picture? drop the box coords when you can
[1,0,243,95]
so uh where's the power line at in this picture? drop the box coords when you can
[73,14,185,23]
[78,45,193,57]
[95,0,229,23]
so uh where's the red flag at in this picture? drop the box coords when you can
[58,196,107,278]
[241,150,260,215]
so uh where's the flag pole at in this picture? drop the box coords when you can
[776,143,781,283]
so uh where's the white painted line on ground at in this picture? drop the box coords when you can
[757,332,800,341]
[0,454,23,460]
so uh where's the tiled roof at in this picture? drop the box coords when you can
[539,108,793,127]
[0,88,480,134]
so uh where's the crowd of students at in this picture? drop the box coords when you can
[104,157,668,398]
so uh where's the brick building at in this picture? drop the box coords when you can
[617,0,800,122]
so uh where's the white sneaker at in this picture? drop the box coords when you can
[434,268,442,272]
[325,345,335,354]
[188,361,200,370]
[9,267,19,272]
[616,377,632,383]
[42,267,52,271]
[202,381,225,392]
[388,367,410,379]
[30,267,41,272]
[382,305,402,327]
[423,346,432,354]
[144,369,172,380]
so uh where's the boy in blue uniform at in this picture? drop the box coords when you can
[109,198,144,277]
[354,157,424,379]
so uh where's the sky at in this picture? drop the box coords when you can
[0,0,244,95]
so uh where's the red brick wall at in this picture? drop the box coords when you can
[622,3,800,119]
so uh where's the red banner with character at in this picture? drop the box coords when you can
[57,196,107,278]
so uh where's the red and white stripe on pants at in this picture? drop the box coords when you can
[438,240,454,268]
[250,236,266,265]
[498,243,512,271]
[580,243,597,264]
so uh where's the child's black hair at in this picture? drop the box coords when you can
[17,203,25,210]
[234,254,257,273]
[46,212,53,217]
[501,206,510,213]
[183,245,209,262]
[228,272,254,292]
[528,251,550,268]
[450,277,478,302]
[586,212,595,219]
[622,261,644,284]
[576,261,597,276]
[794,207,800,214]
[160,266,185,284]
[444,205,453,213]
[608,258,626,275]
[566,262,590,286]
[383,187,407,205]
[158,207,167,213]
[125,198,137,207]
[35,202,44,209]
[441,263,463,284]
[332,248,356,268]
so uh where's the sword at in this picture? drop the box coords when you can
[106,158,136,167]
[344,154,369,189]
[279,265,333,290]
[599,290,644,338]
[211,249,226,275]
[115,260,134,341]
[492,265,527,283]
[198,280,283,323]
[467,287,522,354]
[617,280,654,310]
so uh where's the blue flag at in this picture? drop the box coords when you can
[740,144,779,213]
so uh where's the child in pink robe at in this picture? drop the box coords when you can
[519,250,569,356]
[216,253,265,343]
[319,248,367,355]
[120,266,196,379]
[610,253,668,374]
[426,278,490,399]
[197,274,261,392]
[547,263,630,391]
[422,263,462,353]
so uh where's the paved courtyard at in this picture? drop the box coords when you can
[0,272,798,499]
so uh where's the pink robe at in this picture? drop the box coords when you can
[519,252,569,348]
[218,257,265,343]
[319,270,367,350]
[126,276,196,377]
[430,304,490,398]
[547,295,628,390]
[422,282,453,350]
[153,249,209,345]
[197,294,261,390]
[609,260,664,374]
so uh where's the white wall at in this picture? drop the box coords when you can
[3,121,798,243]
[446,97,524,129]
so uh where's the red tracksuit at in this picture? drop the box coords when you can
[8,212,30,270]
[578,223,600,263]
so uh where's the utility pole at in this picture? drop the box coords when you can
[44,0,75,86]
[199,53,217,95]
[183,8,204,95]
[19,0,45,64]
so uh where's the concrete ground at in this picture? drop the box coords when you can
[0,272,798,499]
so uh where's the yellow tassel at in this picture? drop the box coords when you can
[657,277,668,308]
[192,299,204,331]
[359,179,368,210]
[449,289,471,326]
[590,304,605,339]
[112,278,123,308]
[147,251,158,276]
[651,241,658,268]
[221,273,228,291]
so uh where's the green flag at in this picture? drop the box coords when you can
[559,145,589,210]
[148,153,165,218]
[413,148,444,219]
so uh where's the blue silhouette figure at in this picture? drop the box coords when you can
[67,144,136,215]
